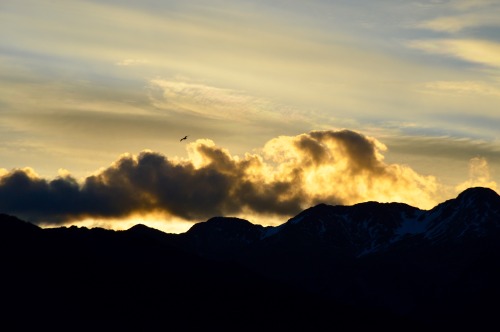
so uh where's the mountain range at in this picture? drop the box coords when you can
[2,187,500,330]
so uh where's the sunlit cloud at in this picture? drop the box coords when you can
[148,78,309,125]
[420,81,500,97]
[415,0,498,11]
[455,157,497,193]
[451,0,498,10]
[116,58,150,66]
[417,13,500,32]
[381,134,500,163]
[409,39,500,68]
[415,0,500,33]
[0,130,446,229]
[149,79,264,119]
[0,168,9,178]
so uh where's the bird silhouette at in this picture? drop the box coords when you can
[180,135,188,142]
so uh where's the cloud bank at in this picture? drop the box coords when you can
[0,130,445,226]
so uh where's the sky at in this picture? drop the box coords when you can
[1,0,499,233]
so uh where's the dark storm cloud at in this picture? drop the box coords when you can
[0,130,441,225]
[309,130,383,173]
[0,147,304,225]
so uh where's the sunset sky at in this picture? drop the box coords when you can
[1,0,499,233]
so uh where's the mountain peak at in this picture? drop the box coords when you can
[128,223,156,232]
[186,216,260,234]
[125,223,171,239]
[456,186,499,201]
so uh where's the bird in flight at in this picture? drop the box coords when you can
[180,135,188,142]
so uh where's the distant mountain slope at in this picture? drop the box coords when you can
[0,216,414,330]
[170,187,500,328]
[1,187,500,329]
[180,187,500,257]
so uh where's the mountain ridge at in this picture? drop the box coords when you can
[166,186,500,328]
[175,187,500,259]
[1,186,500,329]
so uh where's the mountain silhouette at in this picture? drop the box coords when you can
[2,187,500,330]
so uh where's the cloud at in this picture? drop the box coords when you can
[420,81,500,97]
[409,39,500,68]
[450,0,498,11]
[148,78,305,124]
[0,130,443,227]
[116,58,150,66]
[148,79,262,120]
[455,157,497,193]
[381,134,500,163]
[416,13,500,32]
[415,0,500,33]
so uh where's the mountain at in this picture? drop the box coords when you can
[0,218,410,330]
[1,187,500,329]
[180,187,500,257]
[171,187,500,328]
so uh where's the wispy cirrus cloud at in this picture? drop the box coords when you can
[448,0,498,11]
[116,58,150,66]
[420,80,500,97]
[410,0,500,77]
[416,12,500,32]
[148,79,263,119]
[148,78,310,125]
[408,39,500,69]
[414,0,500,32]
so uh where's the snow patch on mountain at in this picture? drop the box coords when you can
[261,225,282,239]
[394,211,428,237]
